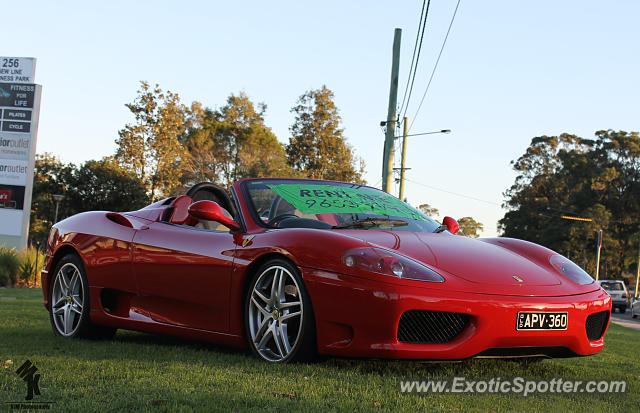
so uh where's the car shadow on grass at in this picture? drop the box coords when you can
[82,329,572,379]
[111,329,247,356]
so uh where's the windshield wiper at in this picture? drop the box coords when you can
[333,217,409,229]
[433,225,448,233]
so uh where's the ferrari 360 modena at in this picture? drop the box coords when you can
[41,178,611,363]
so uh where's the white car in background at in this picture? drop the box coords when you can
[597,280,630,313]
[632,296,639,318]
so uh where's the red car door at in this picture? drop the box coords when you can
[131,221,236,332]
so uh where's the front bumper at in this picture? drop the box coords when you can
[303,268,611,359]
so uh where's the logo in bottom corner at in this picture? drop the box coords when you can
[16,360,41,400]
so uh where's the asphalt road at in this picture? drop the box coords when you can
[610,306,640,331]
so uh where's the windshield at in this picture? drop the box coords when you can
[599,281,625,291]
[243,179,440,233]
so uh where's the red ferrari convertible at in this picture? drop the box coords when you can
[41,178,611,363]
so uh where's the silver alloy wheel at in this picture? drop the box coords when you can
[51,263,84,336]
[248,265,303,362]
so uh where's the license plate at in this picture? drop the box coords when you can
[516,311,568,331]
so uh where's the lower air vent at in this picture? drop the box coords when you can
[585,310,609,341]
[398,310,470,344]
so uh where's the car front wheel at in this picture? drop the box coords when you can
[49,254,116,339]
[245,259,316,363]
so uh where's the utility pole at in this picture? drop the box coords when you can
[595,229,603,281]
[382,28,401,194]
[398,117,408,200]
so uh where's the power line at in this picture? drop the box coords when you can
[397,0,426,116]
[404,177,501,206]
[398,0,431,118]
[409,0,462,131]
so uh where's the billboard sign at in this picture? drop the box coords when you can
[0,57,40,248]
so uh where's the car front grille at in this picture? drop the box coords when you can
[397,310,470,344]
[585,310,609,341]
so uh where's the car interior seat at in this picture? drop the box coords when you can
[167,195,197,226]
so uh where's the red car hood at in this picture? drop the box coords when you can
[338,230,600,297]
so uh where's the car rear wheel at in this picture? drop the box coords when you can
[49,254,116,339]
[245,259,316,363]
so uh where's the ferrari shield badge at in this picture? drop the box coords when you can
[242,235,255,247]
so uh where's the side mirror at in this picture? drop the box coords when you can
[442,216,459,234]
[188,200,241,231]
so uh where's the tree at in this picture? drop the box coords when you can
[29,153,75,244]
[418,203,439,218]
[499,130,640,278]
[66,157,150,213]
[177,103,224,188]
[115,81,187,201]
[287,86,365,183]
[457,217,484,238]
[179,93,293,189]
[219,93,292,184]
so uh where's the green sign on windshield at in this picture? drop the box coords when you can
[268,184,428,221]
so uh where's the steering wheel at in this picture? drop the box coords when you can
[267,214,298,227]
[268,195,285,220]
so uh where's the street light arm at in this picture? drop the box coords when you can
[395,129,451,139]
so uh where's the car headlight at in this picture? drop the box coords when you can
[341,247,445,282]
[549,255,594,285]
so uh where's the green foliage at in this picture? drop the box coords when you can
[180,93,294,190]
[29,153,76,244]
[116,82,367,196]
[500,130,640,277]
[0,245,19,286]
[287,86,365,183]
[115,81,187,200]
[418,203,439,218]
[68,157,150,212]
[17,246,44,286]
[457,216,484,238]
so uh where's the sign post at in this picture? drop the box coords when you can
[595,229,603,281]
[635,238,639,298]
[0,57,41,249]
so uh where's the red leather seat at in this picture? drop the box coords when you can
[168,195,197,226]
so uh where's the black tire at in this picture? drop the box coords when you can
[49,254,116,340]
[244,258,316,363]
[620,306,626,313]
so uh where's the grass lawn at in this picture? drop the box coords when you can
[1,288,638,412]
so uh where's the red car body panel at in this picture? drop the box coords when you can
[304,268,609,358]
[41,178,611,359]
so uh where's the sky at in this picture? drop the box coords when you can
[4,0,639,237]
